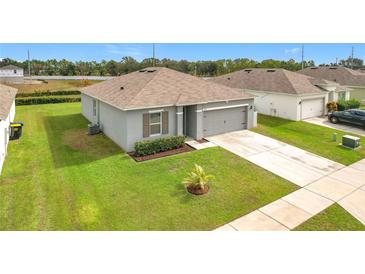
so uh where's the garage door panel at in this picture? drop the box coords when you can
[203,107,247,137]
[301,98,324,119]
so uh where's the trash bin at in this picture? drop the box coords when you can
[10,122,24,140]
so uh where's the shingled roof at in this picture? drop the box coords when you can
[80,67,254,110]
[299,66,365,86]
[0,84,17,120]
[0,65,23,70]
[211,68,325,95]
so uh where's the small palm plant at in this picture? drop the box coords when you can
[182,164,215,195]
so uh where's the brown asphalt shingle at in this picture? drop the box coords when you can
[0,84,17,120]
[211,68,325,95]
[299,66,365,86]
[0,65,23,70]
[80,67,254,110]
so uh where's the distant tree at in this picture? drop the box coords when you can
[339,57,364,69]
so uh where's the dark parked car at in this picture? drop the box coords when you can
[328,109,365,128]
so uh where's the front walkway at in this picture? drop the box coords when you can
[207,130,365,230]
[206,130,344,187]
[304,116,365,137]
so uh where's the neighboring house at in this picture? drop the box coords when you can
[0,84,17,174]
[0,65,24,84]
[211,68,346,121]
[80,67,255,152]
[299,66,365,101]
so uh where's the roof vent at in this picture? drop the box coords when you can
[147,69,156,73]
[310,67,318,69]
[227,77,231,80]
[120,86,124,90]
[244,69,252,73]
[329,67,338,70]
[267,69,276,72]
[139,69,146,72]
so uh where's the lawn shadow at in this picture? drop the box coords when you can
[170,182,198,204]
[43,114,122,168]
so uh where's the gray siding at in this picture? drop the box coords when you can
[185,105,198,138]
[81,94,95,123]
[99,101,128,150]
[125,106,177,152]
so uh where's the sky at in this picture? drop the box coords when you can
[0,43,364,65]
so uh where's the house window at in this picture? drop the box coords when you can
[92,99,97,116]
[149,112,161,135]
[338,92,346,100]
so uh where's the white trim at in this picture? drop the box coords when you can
[176,112,183,115]
[203,103,248,112]
[149,112,162,135]
[195,109,203,113]
[149,109,164,113]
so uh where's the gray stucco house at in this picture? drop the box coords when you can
[80,67,255,152]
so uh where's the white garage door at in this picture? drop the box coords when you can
[301,98,324,119]
[203,106,247,137]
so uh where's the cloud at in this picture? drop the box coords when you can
[105,44,143,57]
[285,47,301,55]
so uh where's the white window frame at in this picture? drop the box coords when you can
[149,112,162,136]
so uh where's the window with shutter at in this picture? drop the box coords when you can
[162,111,168,134]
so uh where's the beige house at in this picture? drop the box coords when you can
[299,66,365,101]
[80,67,256,152]
[211,68,347,121]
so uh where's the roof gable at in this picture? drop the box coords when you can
[0,65,23,70]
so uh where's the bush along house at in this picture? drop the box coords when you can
[80,67,256,152]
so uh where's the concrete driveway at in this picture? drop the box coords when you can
[206,130,344,187]
[304,116,365,137]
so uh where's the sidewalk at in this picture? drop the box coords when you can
[215,158,365,231]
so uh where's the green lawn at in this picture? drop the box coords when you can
[0,103,297,230]
[252,114,365,165]
[294,204,365,231]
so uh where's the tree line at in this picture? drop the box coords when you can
[2,56,361,77]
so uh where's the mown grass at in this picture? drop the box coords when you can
[7,79,101,93]
[294,204,365,231]
[252,114,365,165]
[0,103,297,230]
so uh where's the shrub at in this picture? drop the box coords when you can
[16,96,81,105]
[336,99,361,111]
[182,164,215,191]
[16,90,80,98]
[347,98,361,109]
[134,135,186,156]
[326,101,338,112]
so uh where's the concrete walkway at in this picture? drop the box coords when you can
[206,130,344,187]
[215,159,365,231]
[185,139,217,150]
[304,116,365,137]
[209,131,365,230]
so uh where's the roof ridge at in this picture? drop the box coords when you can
[280,69,299,94]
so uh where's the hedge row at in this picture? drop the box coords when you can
[134,135,186,156]
[16,90,81,98]
[16,96,81,105]
[336,99,361,111]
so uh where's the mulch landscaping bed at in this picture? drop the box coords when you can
[128,144,195,162]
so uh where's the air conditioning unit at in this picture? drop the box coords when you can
[88,123,100,135]
[342,135,360,149]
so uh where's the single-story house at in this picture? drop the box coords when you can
[0,65,24,84]
[0,84,17,174]
[211,68,348,121]
[80,67,255,152]
[299,66,365,101]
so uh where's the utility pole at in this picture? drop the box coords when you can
[27,49,31,80]
[301,44,304,70]
[351,46,354,69]
[152,43,155,67]
[335,57,338,65]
